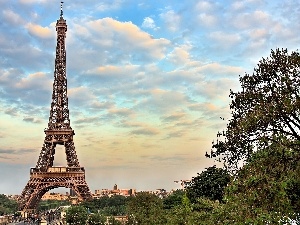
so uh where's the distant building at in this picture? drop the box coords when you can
[93,184,136,198]
[41,192,68,201]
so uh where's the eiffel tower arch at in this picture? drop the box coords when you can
[19,3,92,211]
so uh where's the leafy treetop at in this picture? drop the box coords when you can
[210,48,300,170]
[186,166,230,203]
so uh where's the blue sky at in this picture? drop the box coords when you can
[0,0,299,194]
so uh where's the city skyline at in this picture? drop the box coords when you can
[0,0,300,194]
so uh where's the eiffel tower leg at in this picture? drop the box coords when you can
[65,140,80,167]
[36,142,55,172]
[69,177,92,201]
[19,176,42,210]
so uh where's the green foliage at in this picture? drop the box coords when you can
[98,205,126,216]
[126,192,166,225]
[209,139,300,224]
[210,48,300,169]
[164,204,192,225]
[163,189,185,209]
[204,48,300,222]
[65,205,88,225]
[186,166,230,203]
[163,197,219,225]
[0,194,18,215]
[124,191,219,225]
[87,213,106,225]
[81,195,128,216]
[37,199,70,211]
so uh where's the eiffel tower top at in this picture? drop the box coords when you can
[56,1,67,28]
[60,1,64,18]
[47,1,70,130]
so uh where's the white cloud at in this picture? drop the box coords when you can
[142,17,157,29]
[26,23,54,39]
[194,78,238,100]
[72,23,90,38]
[231,10,271,30]
[68,86,96,106]
[198,13,218,27]
[3,10,25,25]
[116,119,160,136]
[109,107,135,118]
[130,127,160,136]
[198,63,243,77]
[95,0,123,11]
[195,1,216,12]
[19,0,47,4]
[0,69,19,85]
[15,72,52,91]
[161,112,186,122]
[188,102,230,122]
[231,0,264,11]
[76,18,170,62]
[23,117,42,123]
[0,70,52,107]
[248,28,269,40]
[166,46,191,66]
[231,1,246,11]
[86,64,140,78]
[90,101,114,110]
[160,10,181,32]
[209,31,241,49]
[136,89,191,114]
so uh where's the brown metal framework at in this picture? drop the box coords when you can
[19,3,92,211]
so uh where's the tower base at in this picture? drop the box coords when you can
[19,167,92,210]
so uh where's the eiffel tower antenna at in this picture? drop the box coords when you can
[18,3,92,212]
[60,1,64,17]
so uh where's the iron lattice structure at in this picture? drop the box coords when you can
[19,4,92,211]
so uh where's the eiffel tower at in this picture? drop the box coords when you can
[19,3,92,211]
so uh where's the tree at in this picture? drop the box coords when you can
[210,49,300,169]
[87,213,106,225]
[126,192,166,225]
[0,194,18,215]
[81,195,128,215]
[163,196,221,225]
[37,199,70,211]
[210,137,300,224]
[65,205,88,225]
[163,189,185,209]
[186,166,230,203]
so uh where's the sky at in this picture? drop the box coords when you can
[0,0,300,195]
